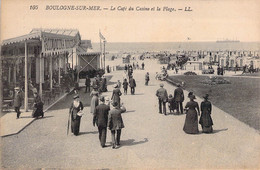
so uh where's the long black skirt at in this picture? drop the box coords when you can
[71,115,81,136]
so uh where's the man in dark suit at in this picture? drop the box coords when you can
[108,102,125,149]
[85,75,91,93]
[93,96,110,148]
[129,76,136,95]
[156,83,168,115]
[13,87,23,118]
[174,83,184,114]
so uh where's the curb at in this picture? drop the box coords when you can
[1,89,74,137]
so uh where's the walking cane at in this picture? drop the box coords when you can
[67,111,71,135]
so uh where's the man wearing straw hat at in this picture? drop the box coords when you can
[14,87,23,119]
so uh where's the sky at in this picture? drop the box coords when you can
[1,0,260,43]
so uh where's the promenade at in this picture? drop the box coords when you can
[1,62,260,169]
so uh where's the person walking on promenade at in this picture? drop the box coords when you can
[129,76,136,95]
[32,92,44,118]
[117,80,122,89]
[156,83,168,115]
[111,84,122,108]
[142,62,145,70]
[183,95,200,134]
[93,96,110,148]
[85,75,91,93]
[128,65,133,78]
[145,72,150,86]
[122,78,128,95]
[199,94,213,133]
[90,91,99,114]
[108,102,125,149]
[101,75,107,92]
[174,83,184,114]
[14,87,23,119]
[69,95,84,136]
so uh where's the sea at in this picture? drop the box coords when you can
[92,42,260,53]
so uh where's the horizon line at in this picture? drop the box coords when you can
[91,41,260,43]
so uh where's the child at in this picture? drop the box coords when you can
[168,94,176,113]
[122,78,128,95]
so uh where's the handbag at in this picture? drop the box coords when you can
[77,110,84,116]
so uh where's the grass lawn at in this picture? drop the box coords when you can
[168,75,260,131]
[236,72,260,77]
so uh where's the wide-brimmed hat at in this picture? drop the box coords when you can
[189,94,196,100]
[14,87,20,90]
[160,83,164,87]
[203,94,209,99]
[73,95,79,99]
[114,84,118,88]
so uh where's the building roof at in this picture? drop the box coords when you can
[76,45,100,56]
[30,28,80,37]
[2,29,81,46]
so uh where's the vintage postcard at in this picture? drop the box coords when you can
[1,0,260,169]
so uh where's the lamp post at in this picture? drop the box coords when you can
[103,40,106,71]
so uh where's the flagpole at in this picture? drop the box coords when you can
[99,31,103,69]
[103,40,106,70]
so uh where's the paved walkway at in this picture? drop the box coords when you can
[1,63,260,169]
[0,90,71,137]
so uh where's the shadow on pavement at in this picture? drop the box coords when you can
[79,131,98,135]
[131,93,145,96]
[124,110,135,114]
[212,128,228,134]
[120,138,148,146]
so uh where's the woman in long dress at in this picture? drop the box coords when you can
[111,84,122,108]
[69,95,84,136]
[199,94,213,133]
[183,94,200,134]
[32,92,44,118]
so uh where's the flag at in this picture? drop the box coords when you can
[99,31,106,40]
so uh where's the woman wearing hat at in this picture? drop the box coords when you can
[111,84,122,108]
[32,92,44,118]
[69,95,84,136]
[183,94,200,134]
[199,94,213,133]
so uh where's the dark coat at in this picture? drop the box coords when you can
[174,87,184,102]
[111,88,122,106]
[123,81,128,89]
[129,78,136,87]
[156,87,168,102]
[32,95,44,117]
[85,77,91,86]
[93,103,110,128]
[13,91,23,107]
[108,108,125,130]
[199,100,213,127]
[90,95,99,113]
[145,74,150,81]
[70,101,84,120]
